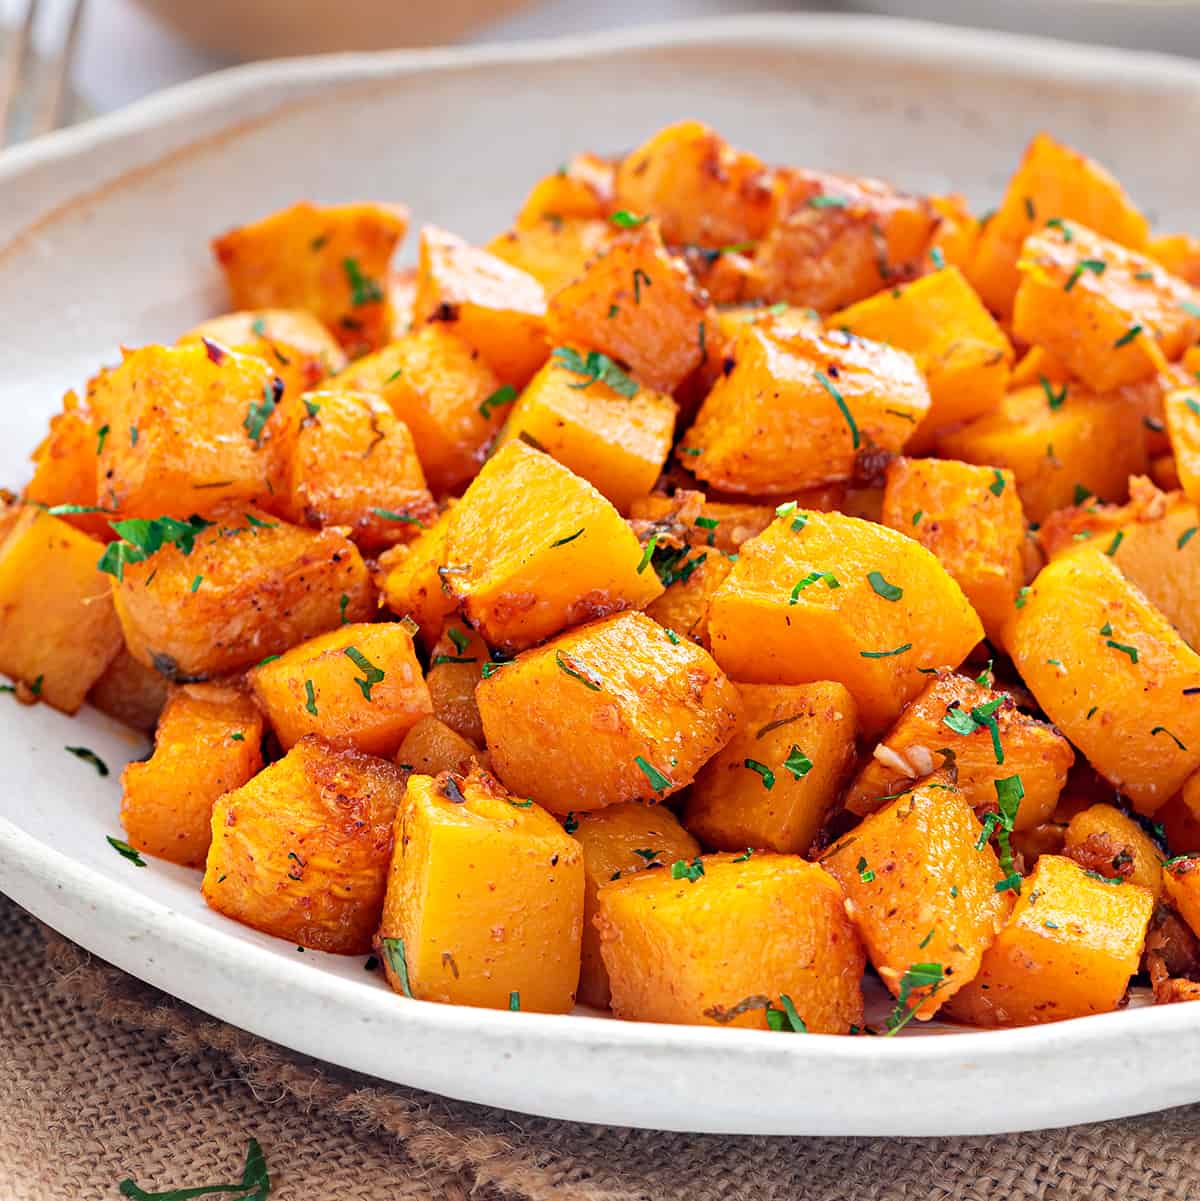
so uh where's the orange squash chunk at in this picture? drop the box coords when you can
[1064,803,1163,898]
[334,324,504,496]
[1014,222,1199,392]
[967,133,1150,320]
[248,622,431,757]
[395,716,486,776]
[203,735,404,953]
[212,201,408,356]
[495,349,677,513]
[1150,233,1200,287]
[275,388,436,550]
[442,440,662,651]
[1009,547,1200,812]
[829,267,1013,449]
[944,854,1153,1027]
[708,509,983,735]
[121,684,263,867]
[613,120,774,249]
[570,802,700,1009]
[881,457,1026,642]
[413,225,549,388]
[596,852,865,1032]
[179,309,348,400]
[545,220,710,393]
[644,553,731,649]
[0,508,123,713]
[682,322,930,495]
[823,779,1011,1018]
[1160,792,1200,855]
[477,610,740,814]
[1166,385,1200,505]
[928,193,979,272]
[751,168,939,312]
[1164,856,1200,940]
[91,343,286,519]
[377,767,584,1012]
[24,391,109,539]
[112,508,373,681]
[516,153,614,227]
[88,647,169,732]
[844,670,1073,830]
[425,620,487,746]
[685,681,857,855]
[374,505,457,651]
[938,384,1146,523]
[487,216,616,295]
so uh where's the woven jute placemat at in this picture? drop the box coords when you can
[1,893,1197,1200]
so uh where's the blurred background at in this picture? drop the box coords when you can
[1,0,1198,145]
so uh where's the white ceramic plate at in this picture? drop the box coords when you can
[4,15,1200,1137]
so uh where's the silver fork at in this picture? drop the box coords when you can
[0,0,86,147]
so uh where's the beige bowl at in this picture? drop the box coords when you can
[132,0,533,57]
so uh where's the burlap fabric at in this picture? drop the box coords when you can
[3,894,1199,1200]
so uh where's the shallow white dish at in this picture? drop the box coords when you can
[3,15,1200,1136]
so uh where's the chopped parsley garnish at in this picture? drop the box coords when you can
[930,247,945,270]
[380,937,414,997]
[344,646,385,700]
[732,849,754,863]
[106,836,145,866]
[743,758,775,790]
[509,991,521,1011]
[610,209,649,228]
[856,856,875,883]
[979,774,1024,893]
[860,643,911,659]
[190,575,203,593]
[304,679,318,716]
[765,995,808,1033]
[1106,638,1139,664]
[1113,324,1143,349]
[632,267,652,303]
[97,514,214,581]
[942,697,1005,763]
[665,629,681,645]
[1046,217,1073,242]
[1073,484,1093,506]
[783,745,812,780]
[632,848,661,863]
[815,370,859,449]
[1178,527,1198,550]
[912,510,923,526]
[635,756,672,793]
[244,377,283,445]
[339,594,350,624]
[550,346,639,397]
[671,856,705,882]
[480,661,506,680]
[372,508,424,526]
[789,570,840,602]
[636,533,658,574]
[555,649,602,691]
[96,423,110,456]
[1152,726,1188,751]
[867,571,903,602]
[118,1136,269,1201]
[808,194,848,208]
[564,812,579,834]
[988,470,1006,496]
[774,500,807,532]
[66,745,109,776]
[343,257,384,306]
[1064,258,1106,292]
[885,963,944,1035]
[550,528,584,548]
[479,384,518,419]
[1040,375,1066,410]
[1104,530,1125,557]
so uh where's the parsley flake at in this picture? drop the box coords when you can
[66,746,109,776]
[479,384,518,419]
[671,856,705,883]
[815,370,859,448]
[744,758,775,790]
[380,936,414,998]
[555,649,602,691]
[106,836,145,867]
[860,644,911,659]
[344,646,385,700]
[885,963,944,1035]
[343,257,384,306]
[551,346,638,397]
[867,570,903,602]
[635,756,672,793]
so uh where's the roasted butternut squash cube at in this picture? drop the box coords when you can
[596,852,865,1032]
[0,508,123,712]
[203,735,404,953]
[1150,233,1200,287]
[179,308,347,399]
[829,267,1013,449]
[413,226,549,388]
[1009,548,1200,811]
[516,153,613,227]
[212,201,408,356]
[1013,222,1198,392]
[570,802,700,1009]
[121,684,263,867]
[844,670,1074,830]
[1166,385,1200,506]
[334,325,504,496]
[374,505,457,651]
[477,610,740,814]
[928,193,979,272]
[967,132,1150,320]
[682,323,929,495]
[112,508,373,680]
[751,169,939,313]
[87,646,169,732]
[644,552,732,648]
[24,391,109,539]
[395,716,485,776]
[938,384,1146,522]
[1160,793,1200,855]
[545,220,710,393]
[377,767,584,1012]
[613,121,774,249]
[685,682,857,855]
[1164,856,1200,940]
[708,509,983,735]
[1009,344,1071,389]
[822,780,1011,1018]
[425,621,487,746]
[275,389,436,550]
[944,854,1153,1026]
[1064,802,1163,898]
[248,622,430,757]
[881,457,1026,642]
[495,350,676,513]
[91,343,286,519]
[487,216,616,295]
[442,440,662,651]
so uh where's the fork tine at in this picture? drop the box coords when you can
[0,0,39,146]
[32,0,85,138]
